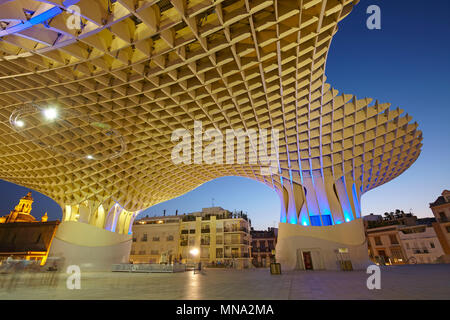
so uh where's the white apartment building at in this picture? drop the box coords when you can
[399,225,445,264]
[178,207,252,269]
[129,207,252,269]
[130,216,181,264]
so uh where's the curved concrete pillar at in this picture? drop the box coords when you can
[50,202,139,270]
[276,180,309,225]
[275,185,289,223]
[275,219,371,271]
[48,221,132,271]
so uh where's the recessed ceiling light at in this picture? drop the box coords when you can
[86,155,94,160]
[15,120,24,127]
[43,108,57,120]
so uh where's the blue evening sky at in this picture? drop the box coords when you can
[0,0,449,230]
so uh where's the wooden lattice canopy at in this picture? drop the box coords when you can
[0,0,422,214]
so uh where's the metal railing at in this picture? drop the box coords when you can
[224,227,248,233]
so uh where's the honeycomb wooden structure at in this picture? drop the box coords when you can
[0,0,422,231]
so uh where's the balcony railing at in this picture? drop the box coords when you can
[223,253,250,259]
[224,227,248,233]
[224,240,249,245]
[412,249,429,254]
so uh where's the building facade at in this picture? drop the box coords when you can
[429,190,450,263]
[130,207,252,269]
[0,192,59,265]
[399,224,445,264]
[129,215,181,264]
[251,227,278,267]
[365,213,445,265]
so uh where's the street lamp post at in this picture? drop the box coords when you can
[189,248,199,273]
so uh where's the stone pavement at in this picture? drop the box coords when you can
[0,264,449,299]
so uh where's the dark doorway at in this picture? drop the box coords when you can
[303,251,313,270]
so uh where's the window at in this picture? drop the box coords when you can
[138,250,146,255]
[150,250,159,255]
[374,236,382,245]
[377,250,387,257]
[130,250,135,255]
[260,241,266,250]
[446,226,450,233]
[201,235,210,245]
[322,215,333,226]
[389,234,399,245]
[390,247,404,260]
[142,233,147,242]
[152,236,160,241]
[167,235,174,241]
[430,242,435,248]
[310,215,321,226]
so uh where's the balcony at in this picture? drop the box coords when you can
[224,227,248,233]
[224,240,249,246]
[412,249,429,254]
[181,230,189,234]
[201,240,210,245]
[223,253,250,259]
[201,229,210,233]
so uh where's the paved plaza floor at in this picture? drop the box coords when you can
[0,264,449,300]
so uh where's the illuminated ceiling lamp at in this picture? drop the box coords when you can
[15,120,24,127]
[43,108,58,120]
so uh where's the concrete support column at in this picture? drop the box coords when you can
[49,201,140,271]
